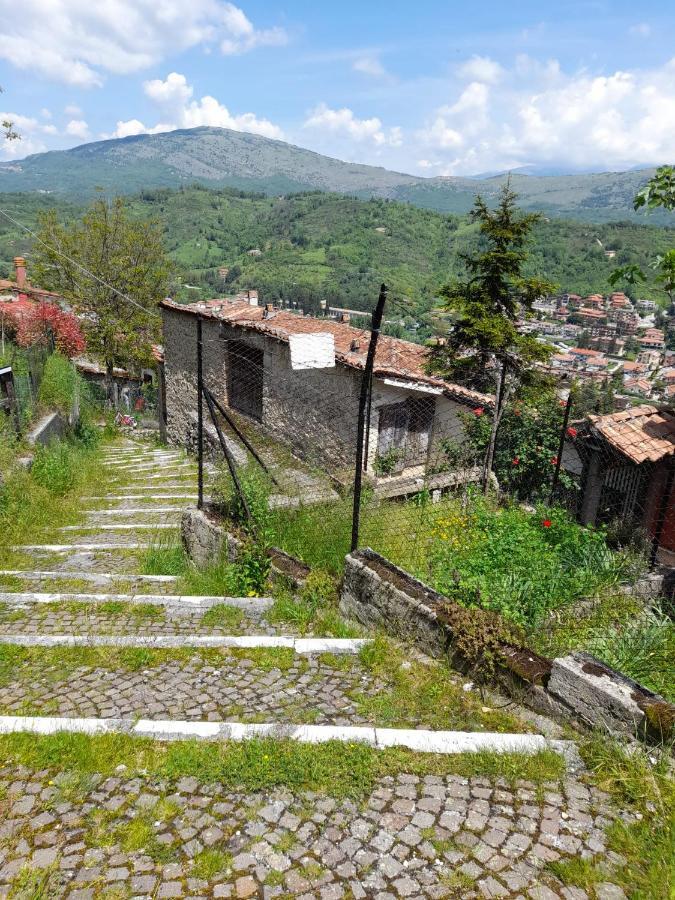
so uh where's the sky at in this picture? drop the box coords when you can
[1,0,674,176]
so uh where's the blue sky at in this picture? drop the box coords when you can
[1,0,674,175]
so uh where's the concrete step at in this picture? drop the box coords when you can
[0,715,571,757]
[0,591,272,610]
[0,570,178,584]
[57,523,178,531]
[0,634,367,652]
[85,494,196,501]
[83,507,185,515]
[12,543,152,552]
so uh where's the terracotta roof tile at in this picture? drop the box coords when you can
[160,298,493,409]
[588,404,675,464]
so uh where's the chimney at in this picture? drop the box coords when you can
[14,257,27,289]
[350,338,360,352]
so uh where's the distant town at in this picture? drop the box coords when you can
[525,290,673,404]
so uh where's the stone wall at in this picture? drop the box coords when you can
[341,548,675,741]
[26,411,65,447]
[161,306,473,478]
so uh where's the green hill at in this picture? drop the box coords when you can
[1,187,673,340]
[0,126,672,224]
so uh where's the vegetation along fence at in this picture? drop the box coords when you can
[191,286,670,643]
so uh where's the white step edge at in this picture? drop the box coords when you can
[12,544,151,552]
[0,715,571,757]
[0,592,272,610]
[0,570,178,583]
[0,634,366,652]
[84,507,185,515]
[111,464,193,473]
[58,523,177,531]
[85,495,196,501]
[113,474,197,482]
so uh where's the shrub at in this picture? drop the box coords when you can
[31,442,76,495]
[16,303,85,358]
[38,353,77,416]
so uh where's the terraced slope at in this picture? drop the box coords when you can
[0,437,637,898]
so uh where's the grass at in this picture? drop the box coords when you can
[356,635,531,734]
[549,734,675,899]
[0,643,304,687]
[532,594,675,702]
[192,848,233,879]
[201,604,245,629]
[0,731,565,799]
[141,536,188,576]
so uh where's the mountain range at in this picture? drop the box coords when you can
[0,127,671,225]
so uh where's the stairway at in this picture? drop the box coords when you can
[0,436,631,899]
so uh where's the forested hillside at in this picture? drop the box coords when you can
[1,187,673,331]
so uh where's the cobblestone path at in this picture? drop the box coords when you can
[0,439,633,898]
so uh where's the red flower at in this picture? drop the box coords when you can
[566,426,578,438]
[559,399,567,407]
[473,407,484,416]
[542,519,552,528]
[512,457,520,465]
[551,456,558,466]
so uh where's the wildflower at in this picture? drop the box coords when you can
[559,399,567,407]
[566,426,578,438]
[542,519,552,528]
[551,456,558,466]
[512,457,520,465]
[247,590,257,597]
[473,407,484,416]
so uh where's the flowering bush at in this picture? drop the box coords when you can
[15,303,85,358]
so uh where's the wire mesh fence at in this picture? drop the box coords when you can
[182,293,671,634]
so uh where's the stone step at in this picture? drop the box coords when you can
[110,462,193,473]
[85,494,196,501]
[0,634,367,652]
[83,507,185,515]
[0,591,272,610]
[0,714,570,756]
[112,474,197,482]
[0,570,178,584]
[57,523,178,531]
[12,543,152,552]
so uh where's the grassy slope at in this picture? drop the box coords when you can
[1,188,674,321]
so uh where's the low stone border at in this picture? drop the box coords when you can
[181,507,310,585]
[340,548,675,742]
[0,634,368,653]
[0,714,575,758]
[0,590,273,611]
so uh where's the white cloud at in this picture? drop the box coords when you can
[65,119,90,140]
[457,55,504,84]
[353,56,387,78]
[304,103,402,146]
[111,72,283,141]
[64,105,83,117]
[416,57,675,175]
[629,23,651,37]
[0,112,53,159]
[0,1,288,87]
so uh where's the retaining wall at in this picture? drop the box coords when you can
[340,548,675,741]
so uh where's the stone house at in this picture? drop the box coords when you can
[160,298,491,490]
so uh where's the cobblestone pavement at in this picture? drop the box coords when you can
[0,767,632,899]
[0,655,384,724]
[0,440,635,898]
[0,604,282,636]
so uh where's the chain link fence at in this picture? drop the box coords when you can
[182,296,670,635]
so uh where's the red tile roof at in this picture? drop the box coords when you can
[160,298,493,408]
[588,404,675,464]
[0,279,63,302]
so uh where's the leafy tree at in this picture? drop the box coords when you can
[32,198,171,399]
[611,165,675,307]
[428,184,556,490]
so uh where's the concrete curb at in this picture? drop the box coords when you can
[0,591,273,610]
[0,714,573,756]
[0,634,368,652]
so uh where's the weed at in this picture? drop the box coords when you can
[191,848,233,879]
[200,604,245,629]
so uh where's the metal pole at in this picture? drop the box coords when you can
[650,457,675,570]
[203,387,253,526]
[549,391,574,505]
[351,284,388,553]
[206,387,279,486]
[197,316,204,510]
